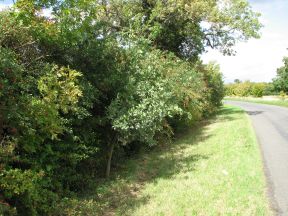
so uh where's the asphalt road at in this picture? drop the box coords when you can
[226,101,288,215]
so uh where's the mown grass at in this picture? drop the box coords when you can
[226,96,288,108]
[60,105,271,216]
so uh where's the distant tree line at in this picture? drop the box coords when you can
[0,0,261,215]
[225,58,288,97]
[225,81,274,97]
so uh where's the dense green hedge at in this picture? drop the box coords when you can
[0,0,260,214]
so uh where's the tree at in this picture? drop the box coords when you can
[0,0,261,214]
[234,79,241,84]
[225,81,270,97]
[32,0,262,59]
[273,57,288,94]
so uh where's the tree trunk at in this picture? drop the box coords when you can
[105,142,115,178]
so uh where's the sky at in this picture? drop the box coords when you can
[0,0,12,9]
[202,0,288,83]
[1,0,287,83]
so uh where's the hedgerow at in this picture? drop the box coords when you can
[0,0,261,214]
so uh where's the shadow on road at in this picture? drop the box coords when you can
[246,111,264,116]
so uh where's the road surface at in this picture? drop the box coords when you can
[226,101,288,215]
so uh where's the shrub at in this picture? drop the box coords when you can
[225,81,270,97]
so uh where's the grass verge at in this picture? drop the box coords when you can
[226,97,288,108]
[60,105,271,216]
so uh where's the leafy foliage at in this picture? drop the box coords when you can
[273,57,288,94]
[0,0,261,214]
[225,81,272,97]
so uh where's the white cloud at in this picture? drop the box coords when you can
[40,8,53,18]
[202,0,288,83]
[0,0,13,9]
[0,4,12,11]
[0,3,53,18]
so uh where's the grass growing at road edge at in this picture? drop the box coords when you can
[226,96,288,108]
[60,105,271,215]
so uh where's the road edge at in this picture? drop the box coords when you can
[245,108,280,216]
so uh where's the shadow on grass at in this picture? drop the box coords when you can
[65,106,242,215]
[218,106,244,116]
[215,106,245,122]
[222,104,264,116]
